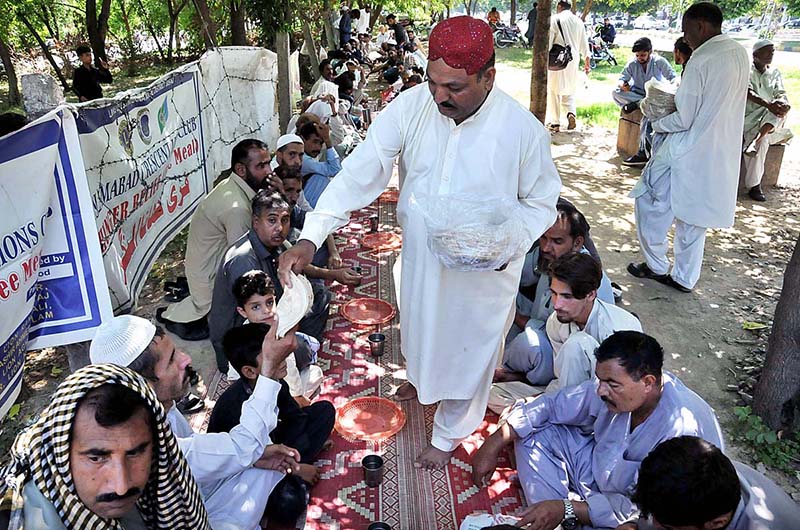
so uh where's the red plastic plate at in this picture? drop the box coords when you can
[341,298,396,325]
[335,396,406,441]
[362,232,402,251]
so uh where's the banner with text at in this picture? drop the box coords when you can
[77,47,279,310]
[0,111,112,417]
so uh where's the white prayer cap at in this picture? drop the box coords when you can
[752,39,774,53]
[89,315,156,367]
[386,38,397,45]
[276,134,304,150]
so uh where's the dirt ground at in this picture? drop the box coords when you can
[3,49,799,503]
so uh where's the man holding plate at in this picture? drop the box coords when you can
[279,16,561,469]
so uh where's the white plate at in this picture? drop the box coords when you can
[275,272,313,338]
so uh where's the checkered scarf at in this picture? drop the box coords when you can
[0,363,210,530]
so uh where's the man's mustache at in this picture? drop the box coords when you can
[185,365,199,386]
[96,487,141,503]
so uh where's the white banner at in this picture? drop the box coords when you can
[0,111,112,417]
[75,47,279,310]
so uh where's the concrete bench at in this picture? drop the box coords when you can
[739,144,787,191]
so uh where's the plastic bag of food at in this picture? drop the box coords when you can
[410,193,529,272]
[640,78,677,120]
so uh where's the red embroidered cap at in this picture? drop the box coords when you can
[428,16,494,75]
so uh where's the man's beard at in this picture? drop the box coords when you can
[537,252,554,273]
[243,169,268,191]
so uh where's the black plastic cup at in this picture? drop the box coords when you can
[351,265,363,274]
[362,454,384,487]
[367,523,391,530]
[369,214,379,232]
[368,333,386,357]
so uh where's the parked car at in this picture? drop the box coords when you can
[633,15,657,30]
[785,18,800,29]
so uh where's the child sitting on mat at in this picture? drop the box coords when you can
[230,270,324,403]
[208,322,336,526]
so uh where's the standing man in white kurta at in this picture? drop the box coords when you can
[547,1,590,131]
[628,2,749,293]
[279,16,561,469]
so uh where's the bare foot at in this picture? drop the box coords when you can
[390,381,417,402]
[414,444,454,470]
[296,463,321,485]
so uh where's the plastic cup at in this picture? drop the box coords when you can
[351,265,363,274]
[369,215,379,232]
[367,523,391,530]
[362,454,384,487]
[368,333,386,357]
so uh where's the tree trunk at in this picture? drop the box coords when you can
[134,0,166,61]
[529,0,551,122]
[463,0,471,16]
[86,0,112,62]
[230,0,247,45]
[753,235,800,431]
[18,12,73,95]
[192,0,218,49]
[511,0,517,25]
[118,0,138,75]
[322,0,336,50]
[276,31,292,133]
[581,0,593,21]
[0,36,21,107]
[302,21,320,79]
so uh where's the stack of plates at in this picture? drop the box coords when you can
[275,271,313,338]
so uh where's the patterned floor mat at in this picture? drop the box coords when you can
[194,198,527,530]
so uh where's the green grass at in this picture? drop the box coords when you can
[494,46,534,70]
[576,102,619,129]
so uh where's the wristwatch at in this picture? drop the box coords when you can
[562,499,579,530]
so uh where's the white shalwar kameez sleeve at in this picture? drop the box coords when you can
[167,375,284,530]
[300,83,561,452]
[630,34,749,290]
[544,299,642,393]
[506,373,724,528]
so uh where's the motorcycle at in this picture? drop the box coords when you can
[588,33,617,69]
[493,22,523,48]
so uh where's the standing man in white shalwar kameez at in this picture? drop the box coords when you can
[472,331,724,530]
[627,2,749,293]
[547,1,590,131]
[278,16,561,469]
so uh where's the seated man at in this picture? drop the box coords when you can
[208,191,361,373]
[159,139,283,340]
[742,39,792,202]
[208,323,336,527]
[231,270,324,401]
[473,331,723,530]
[310,59,339,103]
[270,133,305,172]
[541,253,642,394]
[277,166,342,269]
[622,436,800,530]
[0,363,209,529]
[600,17,616,44]
[89,315,300,530]
[489,200,614,413]
[298,121,342,209]
[612,38,676,167]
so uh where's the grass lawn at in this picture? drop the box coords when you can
[781,67,800,136]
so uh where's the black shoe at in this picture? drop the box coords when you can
[155,307,169,324]
[627,262,668,281]
[176,393,205,414]
[748,185,766,202]
[164,316,209,341]
[622,102,639,114]
[622,153,649,167]
[656,275,692,293]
